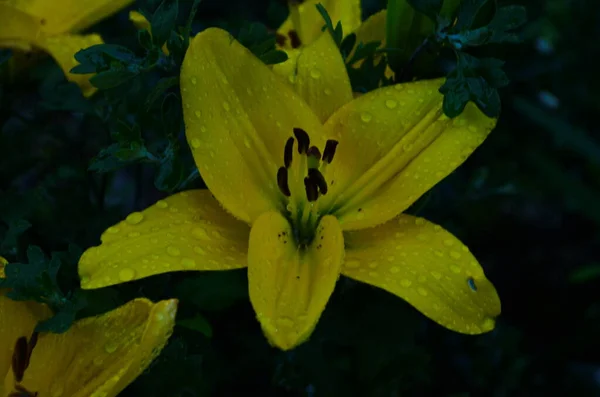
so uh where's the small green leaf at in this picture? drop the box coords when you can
[178,314,213,338]
[89,68,140,90]
[146,76,180,109]
[237,22,289,65]
[150,0,179,47]
[35,293,87,334]
[453,0,490,31]
[1,219,31,253]
[315,3,343,47]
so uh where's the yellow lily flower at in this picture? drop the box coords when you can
[78,27,501,350]
[0,0,134,96]
[0,256,177,397]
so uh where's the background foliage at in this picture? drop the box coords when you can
[1,0,599,395]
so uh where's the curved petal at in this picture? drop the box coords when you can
[11,298,177,397]
[276,0,362,49]
[9,0,134,35]
[342,214,501,334]
[248,212,344,350]
[320,79,496,230]
[272,32,353,123]
[0,4,43,46]
[37,33,103,97]
[79,190,249,289]
[181,28,326,223]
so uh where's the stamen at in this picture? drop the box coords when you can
[304,177,319,202]
[293,128,310,154]
[288,30,301,49]
[284,137,294,168]
[322,140,339,164]
[307,146,322,161]
[308,168,328,195]
[277,167,291,197]
[275,33,287,47]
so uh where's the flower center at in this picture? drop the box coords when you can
[9,333,39,397]
[276,128,338,246]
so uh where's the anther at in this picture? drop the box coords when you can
[284,137,294,168]
[322,140,339,164]
[304,177,319,202]
[277,167,291,197]
[307,146,322,161]
[308,168,328,195]
[275,33,287,47]
[288,30,301,49]
[293,128,310,154]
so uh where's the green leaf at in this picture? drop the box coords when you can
[453,0,490,31]
[145,76,180,109]
[237,22,289,65]
[407,0,443,21]
[315,3,343,47]
[178,314,213,338]
[569,264,600,284]
[1,219,31,253]
[35,292,87,334]
[89,67,140,90]
[150,0,179,47]
[487,5,527,44]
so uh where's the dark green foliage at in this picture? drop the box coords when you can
[1,0,599,396]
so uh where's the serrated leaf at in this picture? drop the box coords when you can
[178,314,213,338]
[151,0,179,47]
[36,292,88,334]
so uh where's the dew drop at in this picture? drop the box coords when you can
[416,233,429,241]
[106,226,120,234]
[192,228,210,240]
[104,341,119,353]
[450,265,461,274]
[390,266,400,274]
[417,287,428,296]
[385,99,398,109]
[403,142,414,151]
[360,112,373,123]
[344,260,360,269]
[181,258,196,268]
[243,137,251,149]
[369,271,379,278]
[119,268,136,282]
[368,261,378,269]
[156,200,168,209]
[190,138,201,148]
[222,101,231,111]
[431,271,442,280]
[128,232,140,238]
[194,246,206,255]
[443,239,455,247]
[415,218,425,226]
[276,317,295,328]
[194,110,201,118]
[324,88,332,95]
[167,246,181,256]
[309,69,321,79]
[400,279,412,287]
[450,251,462,259]
[191,77,197,85]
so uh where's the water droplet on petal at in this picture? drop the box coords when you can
[417,287,428,296]
[324,88,332,95]
[222,101,231,111]
[390,266,400,274]
[119,268,136,282]
[443,239,455,247]
[450,265,461,274]
[181,258,196,268]
[194,110,201,118]
[190,138,201,148]
[309,69,321,79]
[431,271,442,279]
[192,228,210,240]
[104,341,119,353]
[167,246,181,256]
[276,317,295,328]
[385,99,398,109]
[360,112,373,123]
[400,279,412,287]
[344,260,360,269]
[450,251,461,259]
[106,226,120,234]
[368,262,378,269]
[156,200,168,209]
[191,77,197,85]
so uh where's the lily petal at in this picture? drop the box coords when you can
[248,212,344,350]
[37,33,103,97]
[276,0,362,49]
[9,0,134,35]
[273,32,353,123]
[13,298,177,397]
[0,4,42,46]
[181,28,325,223]
[342,214,501,334]
[322,79,496,230]
[79,190,249,289]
